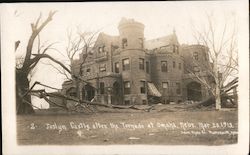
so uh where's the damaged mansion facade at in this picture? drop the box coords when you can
[61,18,213,105]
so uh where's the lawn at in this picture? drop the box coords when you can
[17,105,238,145]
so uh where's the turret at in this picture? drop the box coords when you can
[118,18,145,49]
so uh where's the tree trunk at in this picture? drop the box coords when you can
[214,66,221,110]
[16,70,35,114]
[215,84,221,110]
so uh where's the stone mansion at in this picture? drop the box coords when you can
[61,18,212,105]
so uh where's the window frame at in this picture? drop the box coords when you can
[162,82,169,89]
[139,58,145,70]
[122,58,130,71]
[114,62,119,73]
[124,81,131,94]
[176,82,181,95]
[100,82,105,94]
[99,64,106,72]
[140,81,146,94]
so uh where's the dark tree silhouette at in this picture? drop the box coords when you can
[16,11,71,114]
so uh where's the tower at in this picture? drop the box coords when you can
[117,18,149,105]
[118,18,145,49]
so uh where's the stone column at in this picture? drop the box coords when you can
[107,87,112,105]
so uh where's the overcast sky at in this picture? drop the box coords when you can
[3,1,245,108]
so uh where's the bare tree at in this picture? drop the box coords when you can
[186,12,238,110]
[15,11,72,114]
[46,27,99,101]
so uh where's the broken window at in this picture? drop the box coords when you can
[122,38,128,49]
[161,61,168,72]
[124,81,131,94]
[139,58,144,70]
[122,58,130,71]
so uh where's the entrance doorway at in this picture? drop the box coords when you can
[112,81,122,104]
[187,82,202,101]
[83,84,95,101]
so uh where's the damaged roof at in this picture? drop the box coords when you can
[145,33,179,50]
[94,32,119,47]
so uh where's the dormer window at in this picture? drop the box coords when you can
[122,38,128,49]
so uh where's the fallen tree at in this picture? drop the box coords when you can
[187,77,238,109]
[29,81,154,113]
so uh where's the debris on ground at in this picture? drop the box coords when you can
[128,137,140,140]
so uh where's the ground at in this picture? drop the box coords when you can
[17,104,238,145]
